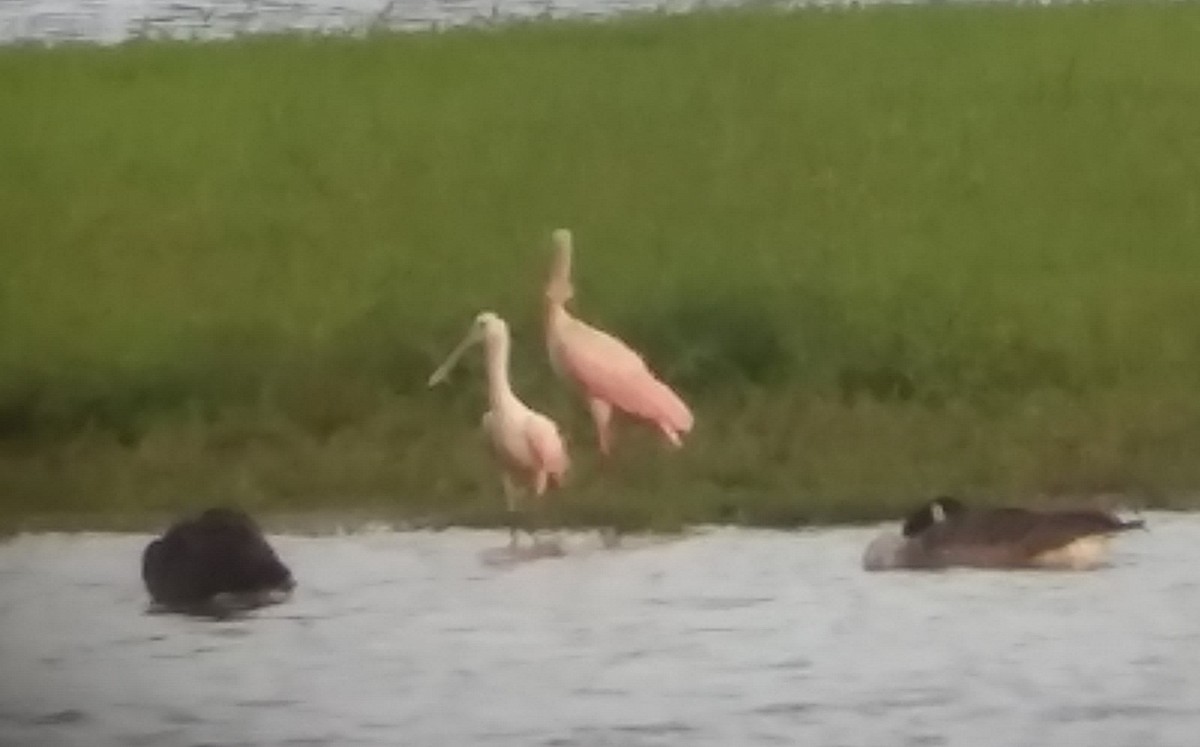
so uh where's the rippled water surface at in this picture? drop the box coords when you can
[0,0,725,44]
[0,0,975,45]
[3,514,1200,746]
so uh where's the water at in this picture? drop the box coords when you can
[0,0,969,46]
[0,0,728,45]
[2,513,1199,746]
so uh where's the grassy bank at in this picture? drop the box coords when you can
[2,2,1200,531]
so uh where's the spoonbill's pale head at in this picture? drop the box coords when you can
[545,228,575,305]
[427,311,509,387]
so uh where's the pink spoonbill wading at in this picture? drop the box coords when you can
[544,228,694,457]
[428,312,570,549]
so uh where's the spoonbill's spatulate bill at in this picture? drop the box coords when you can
[429,312,569,547]
[543,229,694,457]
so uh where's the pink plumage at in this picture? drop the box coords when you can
[524,417,570,492]
[555,321,693,435]
[429,311,570,548]
[544,229,694,456]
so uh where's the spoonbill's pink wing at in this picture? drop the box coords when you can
[555,320,693,433]
[526,415,570,480]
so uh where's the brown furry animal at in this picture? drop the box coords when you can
[142,507,295,617]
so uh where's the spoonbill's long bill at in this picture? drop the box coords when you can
[544,228,693,457]
[429,312,570,547]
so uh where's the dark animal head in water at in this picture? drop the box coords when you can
[142,507,295,617]
[900,495,966,537]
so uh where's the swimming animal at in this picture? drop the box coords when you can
[863,495,1144,571]
[141,507,296,617]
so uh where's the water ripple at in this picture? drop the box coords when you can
[0,0,988,46]
[28,709,90,726]
[0,519,1198,745]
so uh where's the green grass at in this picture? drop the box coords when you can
[2,1,1200,531]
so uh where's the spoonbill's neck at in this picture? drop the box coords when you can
[483,328,516,410]
[545,297,575,329]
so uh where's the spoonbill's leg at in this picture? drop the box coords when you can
[502,475,521,548]
[588,398,614,457]
[587,398,622,546]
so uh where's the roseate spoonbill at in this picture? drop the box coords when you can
[543,228,694,457]
[863,495,1145,571]
[428,312,569,548]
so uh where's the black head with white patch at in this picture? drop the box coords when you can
[901,495,967,537]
